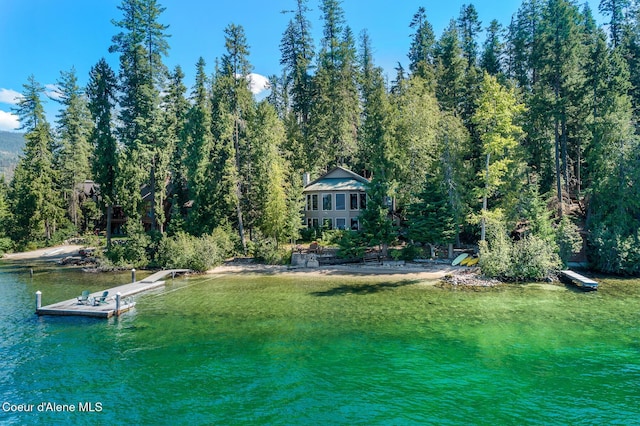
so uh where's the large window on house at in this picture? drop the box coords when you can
[312,218,319,228]
[335,193,346,210]
[360,193,367,210]
[322,194,332,210]
[350,218,359,231]
[336,218,346,230]
[350,193,359,210]
[323,218,333,230]
[311,194,318,211]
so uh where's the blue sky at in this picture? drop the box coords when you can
[0,0,603,131]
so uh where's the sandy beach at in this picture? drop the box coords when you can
[209,263,458,281]
[2,245,84,261]
[2,244,461,281]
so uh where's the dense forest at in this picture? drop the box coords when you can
[1,0,639,276]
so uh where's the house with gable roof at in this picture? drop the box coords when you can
[302,166,369,231]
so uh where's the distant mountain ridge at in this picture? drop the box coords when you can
[0,131,24,180]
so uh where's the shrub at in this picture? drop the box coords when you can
[588,225,640,275]
[157,228,235,272]
[401,244,425,261]
[250,234,290,265]
[556,216,582,266]
[0,237,14,256]
[479,219,561,281]
[336,230,366,259]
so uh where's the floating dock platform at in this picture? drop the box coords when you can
[560,270,598,291]
[36,269,189,318]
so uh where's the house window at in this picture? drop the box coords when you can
[312,218,319,228]
[335,193,346,210]
[350,193,359,210]
[311,194,318,211]
[307,218,312,228]
[360,193,367,210]
[336,218,346,230]
[306,194,311,211]
[322,194,332,210]
[323,218,333,230]
[351,218,359,231]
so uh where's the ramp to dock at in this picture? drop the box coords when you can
[560,270,598,291]
[36,269,190,318]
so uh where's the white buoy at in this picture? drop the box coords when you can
[35,291,42,312]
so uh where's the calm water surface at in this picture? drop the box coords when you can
[1,261,639,425]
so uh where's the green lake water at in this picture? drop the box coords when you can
[1,261,639,425]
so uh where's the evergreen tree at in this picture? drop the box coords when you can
[249,101,291,245]
[280,0,314,132]
[10,76,63,244]
[535,0,584,214]
[0,177,10,238]
[357,30,394,177]
[162,65,189,234]
[360,175,394,258]
[472,73,525,241]
[407,172,456,256]
[87,58,119,249]
[184,58,215,234]
[457,4,482,69]
[437,112,470,245]
[481,19,504,76]
[506,0,543,89]
[54,67,93,231]
[215,23,255,253]
[110,0,170,231]
[435,20,466,115]
[599,0,631,47]
[408,6,436,82]
[308,0,359,169]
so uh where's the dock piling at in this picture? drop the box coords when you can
[115,292,121,315]
[35,291,42,312]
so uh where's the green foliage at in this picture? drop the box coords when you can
[407,173,456,245]
[336,230,366,259]
[479,216,561,281]
[10,75,64,244]
[106,222,151,268]
[514,184,556,243]
[588,225,640,275]
[0,237,14,256]
[250,233,291,265]
[556,216,582,266]
[401,244,425,261]
[360,177,396,254]
[157,228,234,272]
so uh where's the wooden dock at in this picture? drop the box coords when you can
[36,269,190,318]
[560,270,598,291]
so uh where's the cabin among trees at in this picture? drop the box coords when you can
[303,167,369,231]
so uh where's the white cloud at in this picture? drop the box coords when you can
[246,73,270,95]
[0,110,20,131]
[45,84,63,101]
[0,88,22,105]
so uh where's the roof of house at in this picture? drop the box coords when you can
[303,166,369,192]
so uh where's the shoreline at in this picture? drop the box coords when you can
[2,244,463,282]
[209,263,458,281]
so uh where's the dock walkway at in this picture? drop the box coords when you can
[560,270,598,291]
[36,269,190,318]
